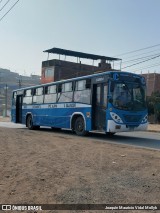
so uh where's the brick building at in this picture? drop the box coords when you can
[41,48,121,84]
[142,73,160,96]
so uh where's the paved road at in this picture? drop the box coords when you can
[90,131,160,150]
[0,122,159,150]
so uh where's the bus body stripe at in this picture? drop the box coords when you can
[22,103,91,109]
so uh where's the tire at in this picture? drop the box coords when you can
[35,126,40,130]
[74,116,88,136]
[27,115,35,130]
[106,132,115,136]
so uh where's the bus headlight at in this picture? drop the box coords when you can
[110,112,123,124]
[142,115,148,123]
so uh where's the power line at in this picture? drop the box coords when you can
[132,62,160,72]
[121,48,160,60]
[0,0,20,22]
[0,0,11,12]
[118,46,160,73]
[123,53,160,64]
[115,43,160,57]
[122,54,160,69]
[113,43,160,74]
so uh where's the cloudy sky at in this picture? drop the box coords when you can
[0,0,160,76]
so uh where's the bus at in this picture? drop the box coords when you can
[11,71,148,136]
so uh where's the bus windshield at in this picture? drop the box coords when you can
[111,81,146,111]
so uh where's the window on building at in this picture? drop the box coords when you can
[45,68,54,77]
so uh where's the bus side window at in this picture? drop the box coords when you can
[58,82,73,103]
[33,87,44,104]
[44,85,57,103]
[12,92,17,105]
[74,79,91,104]
[86,79,91,89]
[23,89,32,105]
[103,84,108,107]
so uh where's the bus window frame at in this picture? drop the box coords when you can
[32,87,44,104]
[58,82,73,103]
[23,89,33,105]
[44,84,57,104]
[74,79,91,104]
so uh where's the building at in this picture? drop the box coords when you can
[41,48,121,84]
[142,73,160,96]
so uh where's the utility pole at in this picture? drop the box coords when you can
[4,84,8,117]
[18,75,22,88]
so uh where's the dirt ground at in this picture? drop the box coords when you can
[0,117,160,213]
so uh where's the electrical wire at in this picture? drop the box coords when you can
[114,44,160,73]
[123,53,160,64]
[120,48,160,60]
[0,0,11,12]
[0,0,20,22]
[131,62,160,72]
[112,49,160,67]
[122,54,160,69]
[114,43,160,57]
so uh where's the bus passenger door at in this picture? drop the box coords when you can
[92,83,107,131]
[16,95,23,123]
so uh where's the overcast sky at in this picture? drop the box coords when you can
[0,0,160,76]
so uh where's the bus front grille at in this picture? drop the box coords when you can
[123,115,142,123]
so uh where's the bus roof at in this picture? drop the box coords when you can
[43,47,121,61]
[13,71,143,92]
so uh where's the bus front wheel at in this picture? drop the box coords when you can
[106,132,115,136]
[27,115,35,130]
[74,116,88,136]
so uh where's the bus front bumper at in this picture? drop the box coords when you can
[107,120,148,133]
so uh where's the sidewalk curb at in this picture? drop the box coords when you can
[147,130,160,133]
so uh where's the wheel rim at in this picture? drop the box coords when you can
[76,120,84,132]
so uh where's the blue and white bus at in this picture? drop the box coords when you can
[11,71,148,136]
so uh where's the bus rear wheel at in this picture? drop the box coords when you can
[74,116,88,136]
